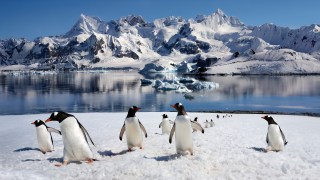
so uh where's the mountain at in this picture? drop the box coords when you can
[0,9,320,74]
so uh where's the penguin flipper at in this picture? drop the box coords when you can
[47,127,61,135]
[279,126,288,145]
[119,123,125,141]
[77,121,95,146]
[169,123,176,144]
[266,133,269,144]
[191,121,204,133]
[138,120,148,138]
[159,122,162,128]
[169,120,174,124]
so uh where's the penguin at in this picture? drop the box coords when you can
[261,115,288,152]
[119,106,147,151]
[210,119,215,127]
[169,103,204,155]
[204,120,210,128]
[191,117,203,133]
[31,119,61,154]
[159,114,172,134]
[216,114,219,119]
[45,111,95,166]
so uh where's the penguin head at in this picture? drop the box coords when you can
[261,115,277,125]
[194,117,198,121]
[45,111,72,123]
[162,114,168,118]
[127,106,141,118]
[31,119,46,127]
[171,102,187,115]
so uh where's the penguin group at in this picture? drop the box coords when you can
[31,102,288,166]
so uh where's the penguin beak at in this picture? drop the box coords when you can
[171,104,176,109]
[45,118,52,123]
[31,122,35,125]
[261,116,267,120]
[134,107,141,111]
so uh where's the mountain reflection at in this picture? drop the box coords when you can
[0,72,319,115]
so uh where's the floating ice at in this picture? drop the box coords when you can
[141,76,218,93]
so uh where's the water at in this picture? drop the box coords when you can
[0,71,319,115]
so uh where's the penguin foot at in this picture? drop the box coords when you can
[128,148,132,152]
[55,160,68,167]
[86,159,94,164]
[265,146,272,153]
[139,146,143,150]
[54,163,63,167]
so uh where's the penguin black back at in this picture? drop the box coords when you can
[126,106,141,118]
[194,117,198,122]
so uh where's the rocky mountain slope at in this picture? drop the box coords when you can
[1,9,320,74]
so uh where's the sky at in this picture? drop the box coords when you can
[0,0,319,40]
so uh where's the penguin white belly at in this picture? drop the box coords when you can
[267,125,284,151]
[60,117,93,161]
[36,125,53,152]
[125,117,143,148]
[162,119,171,134]
[175,116,193,154]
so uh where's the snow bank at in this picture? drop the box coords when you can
[0,113,319,179]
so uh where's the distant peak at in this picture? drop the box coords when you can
[79,13,101,22]
[120,15,146,26]
[215,9,225,16]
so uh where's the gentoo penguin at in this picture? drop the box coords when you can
[191,117,203,133]
[169,103,204,155]
[119,106,147,151]
[261,115,288,152]
[159,114,172,134]
[31,119,61,154]
[204,120,210,128]
[210,119,215,127]
[45,111,95,166]
[216,114,219,119]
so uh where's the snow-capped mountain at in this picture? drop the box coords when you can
[0,9,320,74]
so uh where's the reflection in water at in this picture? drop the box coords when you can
[0,72,319,115]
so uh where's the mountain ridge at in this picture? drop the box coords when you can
[0,9,319,74]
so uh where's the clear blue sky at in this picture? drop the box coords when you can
[1,0,319,40]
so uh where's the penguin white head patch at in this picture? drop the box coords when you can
[178,103,182,107]
[53,112,58,117]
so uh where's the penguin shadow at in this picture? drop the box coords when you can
[98,150,129,157]
[47,157,63,163]
[145,154,181,162]
[21,159,41,162]
[247,147,267,153]
[13,147,40,152]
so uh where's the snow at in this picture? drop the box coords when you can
[1,9,320,74]
[0,112,319,179]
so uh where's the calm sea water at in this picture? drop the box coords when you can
[0,71,319,115]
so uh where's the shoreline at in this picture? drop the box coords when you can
[0,110,319,117]
[1,69,320,76]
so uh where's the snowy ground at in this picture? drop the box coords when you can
[0,112,319,179]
